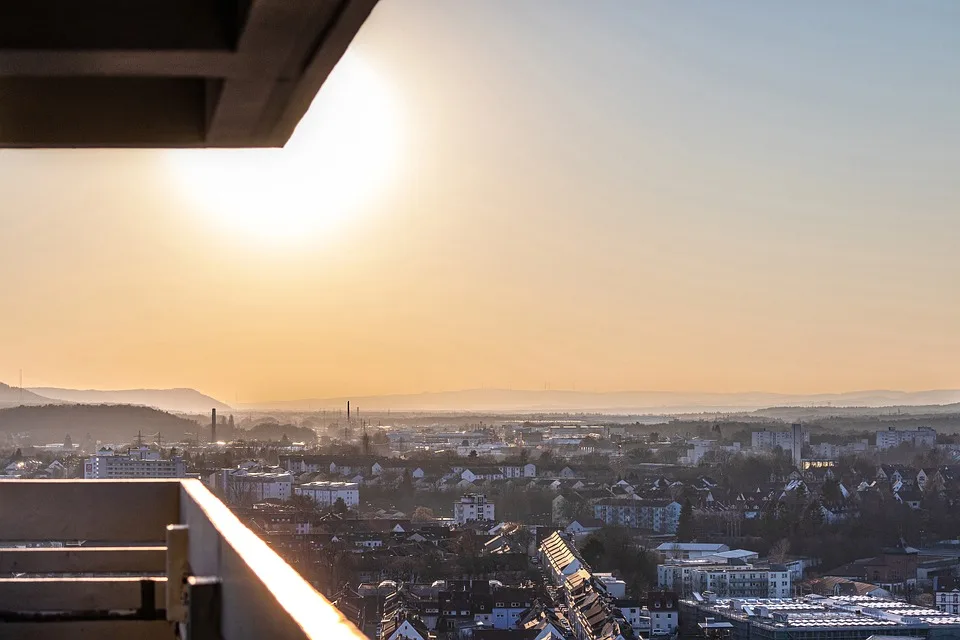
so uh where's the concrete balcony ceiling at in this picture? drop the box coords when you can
[0,0,379,148]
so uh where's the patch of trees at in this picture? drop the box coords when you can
[241,422,317,442]
[579,526,659,596]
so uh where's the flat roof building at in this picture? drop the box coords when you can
[680,595,960,640]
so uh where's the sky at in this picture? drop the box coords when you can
[1,0,959,403]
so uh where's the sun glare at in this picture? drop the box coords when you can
[166,53,402,243]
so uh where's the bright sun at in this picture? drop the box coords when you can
[166,53,401,243]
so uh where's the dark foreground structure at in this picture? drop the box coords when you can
[0,0,378,147]
[1,479,367,639]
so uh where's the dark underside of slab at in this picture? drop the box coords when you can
[0,0,378,148]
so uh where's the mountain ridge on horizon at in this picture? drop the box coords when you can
[237,387,960,413]
[26,386,230,414]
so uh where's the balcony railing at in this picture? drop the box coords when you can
[1,479,367,640]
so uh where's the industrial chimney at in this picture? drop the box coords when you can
[211,408,217,443]
[347,401,351,422]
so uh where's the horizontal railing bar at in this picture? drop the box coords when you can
[0,620,173,639]
[0,547,166,574]
[1,481,180,543]
[0,609,167,621]
[0,577,166,611]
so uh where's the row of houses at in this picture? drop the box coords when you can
[539,531,679,639]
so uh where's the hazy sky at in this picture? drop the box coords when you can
[2,0,959,402]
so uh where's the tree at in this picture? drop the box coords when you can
[822,477,842,504]
[412,506,435,522]
[399,468,415,497]
[12,448,22,461]
[362,430,371,455]
[289,493,317,514]
[469,450,478,459]
[676,498,695,542]
[519,448,529,464]
[769,538,790,564]
[333,497,348,515]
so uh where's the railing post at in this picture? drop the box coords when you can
[166,524,190,623]
[187,576,222,640]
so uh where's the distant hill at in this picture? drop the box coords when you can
[0,404,205,444]
[241,388,960,414]
[29,387,230,414]
[0,382,59,408]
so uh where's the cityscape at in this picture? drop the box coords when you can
[6,395,960,639]
[0,1,958,640]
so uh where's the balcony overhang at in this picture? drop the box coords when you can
[0,0,379,148]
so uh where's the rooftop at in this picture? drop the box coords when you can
[684,595,960,631]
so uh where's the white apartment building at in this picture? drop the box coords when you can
[499,463,537,478]
[84,447,185,479]
[658,561,791,598]
[453,494,495,524]
[211,471,293,504]
[681,440,742,465]
[876,426,937,450]
[295,481,359,508]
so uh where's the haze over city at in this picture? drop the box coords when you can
[1,0,958,404]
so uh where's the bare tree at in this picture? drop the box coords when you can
[769,538,790,564]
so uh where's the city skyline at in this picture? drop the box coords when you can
[1,0,958,401]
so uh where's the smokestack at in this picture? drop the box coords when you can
[211,408,217,443]
[347,401,351,422]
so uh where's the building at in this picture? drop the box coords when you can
[296,481,360,509]
[658,559,791,598]
[752,425,809,466]
[209,470,294,505]
[655,543,730,560]
[876,426,937,450]
[681,440,742,465]
[679,595,960,640]
[84,447,185,479]
[454,494,496,524]
[937,588,960,615]
[645,592,679,637]
[593,499,681,533]
[500,463,538,478]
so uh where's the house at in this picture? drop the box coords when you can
[384,617,430,640]
[462,467,505,482]
[565,519,604,536]
[645,592,679,636]
[808,576,891,599]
